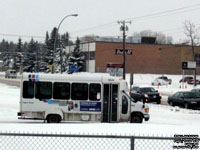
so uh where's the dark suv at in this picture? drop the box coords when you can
[130,87,146,102]
[131,86,161,104]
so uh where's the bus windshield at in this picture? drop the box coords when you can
[122,91,135,102]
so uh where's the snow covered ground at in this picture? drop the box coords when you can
[0,72,200,137]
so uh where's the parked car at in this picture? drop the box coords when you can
[5,70,17,79]
[179,76,199,85]
[168,91,200,109]
[152,76,172,86]
[131,86,161,104]
[191,89,200,93]
[130,86,146,102]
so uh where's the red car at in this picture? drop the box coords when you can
[179,77,199,85]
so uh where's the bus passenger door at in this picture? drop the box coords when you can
[102,84,118,122]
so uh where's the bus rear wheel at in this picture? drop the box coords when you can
[47,114,61,123]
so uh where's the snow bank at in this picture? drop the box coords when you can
[0,82,200,137]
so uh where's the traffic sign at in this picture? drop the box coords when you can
[115,49,132,55]
[69,65,79,72]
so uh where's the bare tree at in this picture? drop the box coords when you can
[184,20,200,86]
[80,34,98,42]
[184,20,200,58]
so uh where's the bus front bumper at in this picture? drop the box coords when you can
[17,112,22,116]
[144,114,150,121]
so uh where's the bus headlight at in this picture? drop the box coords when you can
[145,108,149,113]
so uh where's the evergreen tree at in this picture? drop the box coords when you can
[61,32,70,47]
[1,39,9,65]
[23,38,37,72]
[2,53,10,66]
[67,37,85,73]
[38,31,50,72]
[45,31,49,46]
[40,28,59,73]
[14,38,23,70]
[1,40,17,68]
[61,51,69,72]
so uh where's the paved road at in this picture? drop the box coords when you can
[161,96,168,105]
[0,76,20,87]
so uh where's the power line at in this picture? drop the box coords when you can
[70,4,200,34]
[1,4,200,41]
[0,33,45,39]
[125,5,200,21]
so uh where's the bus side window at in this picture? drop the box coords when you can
[71,83,88,100]
[53,82,70,100]
[23,81,34,98]
[89,84,101,101]
[35,82,52,100]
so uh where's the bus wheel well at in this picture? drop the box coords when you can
[46,114,61,123]
[131,112,143,123]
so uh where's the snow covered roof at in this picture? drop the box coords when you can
[22,72,124,83]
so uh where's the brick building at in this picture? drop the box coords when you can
[65,41,200,75]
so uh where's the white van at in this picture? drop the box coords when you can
[5,69,17,79]
[18,73,150,123]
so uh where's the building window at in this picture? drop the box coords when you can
[89,84,101,101]
[195,53,200,66]
[35,82,52,99]
[82,52,88,60]
[53,82,70,100]
[71,83,88,100]
[90,52,95,60]
[23,81,34,98]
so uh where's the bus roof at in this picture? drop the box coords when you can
[22,73,124,83]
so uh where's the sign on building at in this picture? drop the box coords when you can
[115,49,132,55]
[182,61,196,70]
[106,63,123,77]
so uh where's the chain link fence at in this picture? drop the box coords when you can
[0,132,199,150]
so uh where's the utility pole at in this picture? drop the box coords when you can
[118,20,131,79]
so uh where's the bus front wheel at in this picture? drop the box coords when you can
[47,114,61,123]
[131,115,143,123]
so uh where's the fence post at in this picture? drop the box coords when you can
[131,136,135,150]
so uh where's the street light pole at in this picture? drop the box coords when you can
[122,21,126,80]
[52,14,78,73]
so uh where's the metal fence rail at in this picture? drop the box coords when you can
[0,133,199,150]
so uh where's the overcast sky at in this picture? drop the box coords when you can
[0,0,199,43]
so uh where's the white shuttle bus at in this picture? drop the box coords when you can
[18,73,150,123]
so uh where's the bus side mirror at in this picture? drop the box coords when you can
[132,97,137,103]
[142,98,145,108]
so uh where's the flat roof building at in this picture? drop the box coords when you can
[65,41,200,75]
